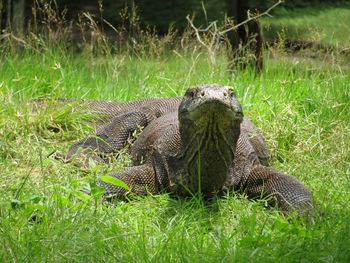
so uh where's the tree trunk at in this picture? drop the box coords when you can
[0,0,32,34]
[23,0,33,34]
[226,0,239,54]
[226,0,263,72]
[1,0,8,32]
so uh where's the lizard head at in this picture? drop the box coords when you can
[178,84,243,196]
[179,84,243,124]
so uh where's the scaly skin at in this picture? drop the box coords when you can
[60,97,269,167]
[60,84,313,214]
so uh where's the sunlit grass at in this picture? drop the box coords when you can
[262,5,350,46]
[1,4,350,261]
[1,46,349,262]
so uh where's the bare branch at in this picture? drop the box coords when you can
[185,0,284,66]
[220,0,284,35]
[186,15,207,47]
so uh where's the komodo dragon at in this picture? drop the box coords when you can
[59,84,313,213]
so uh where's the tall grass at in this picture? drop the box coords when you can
[1,4,350,262]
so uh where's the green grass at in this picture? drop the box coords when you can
[1,6,350,262]
[262,4,350,47]
[1,48,349,262]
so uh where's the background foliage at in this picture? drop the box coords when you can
[53,0,350,32]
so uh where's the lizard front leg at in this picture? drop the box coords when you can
[243,165,313,214]
[59,109,157,167]
[97,164,159,198]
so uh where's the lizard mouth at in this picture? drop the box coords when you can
[182,98,243,123]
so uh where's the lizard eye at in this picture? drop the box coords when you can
[230,91,237,98]
[186,88,196,98]
[187,90,194,98]
[227,86,237,97]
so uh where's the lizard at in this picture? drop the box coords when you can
[58,84,313,214]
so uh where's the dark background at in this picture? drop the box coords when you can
[49,0,350,33]
[1,0,348,72]
[1,0,349,34]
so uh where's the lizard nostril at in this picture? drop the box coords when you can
[201,91,205,97]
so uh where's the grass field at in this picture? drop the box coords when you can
[262,4,350,47]
[1,4,350,263]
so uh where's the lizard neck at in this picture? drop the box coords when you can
[179,111,241,196]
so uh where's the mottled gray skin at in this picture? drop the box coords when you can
[143,86,243,197]
[61,84,313,214]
